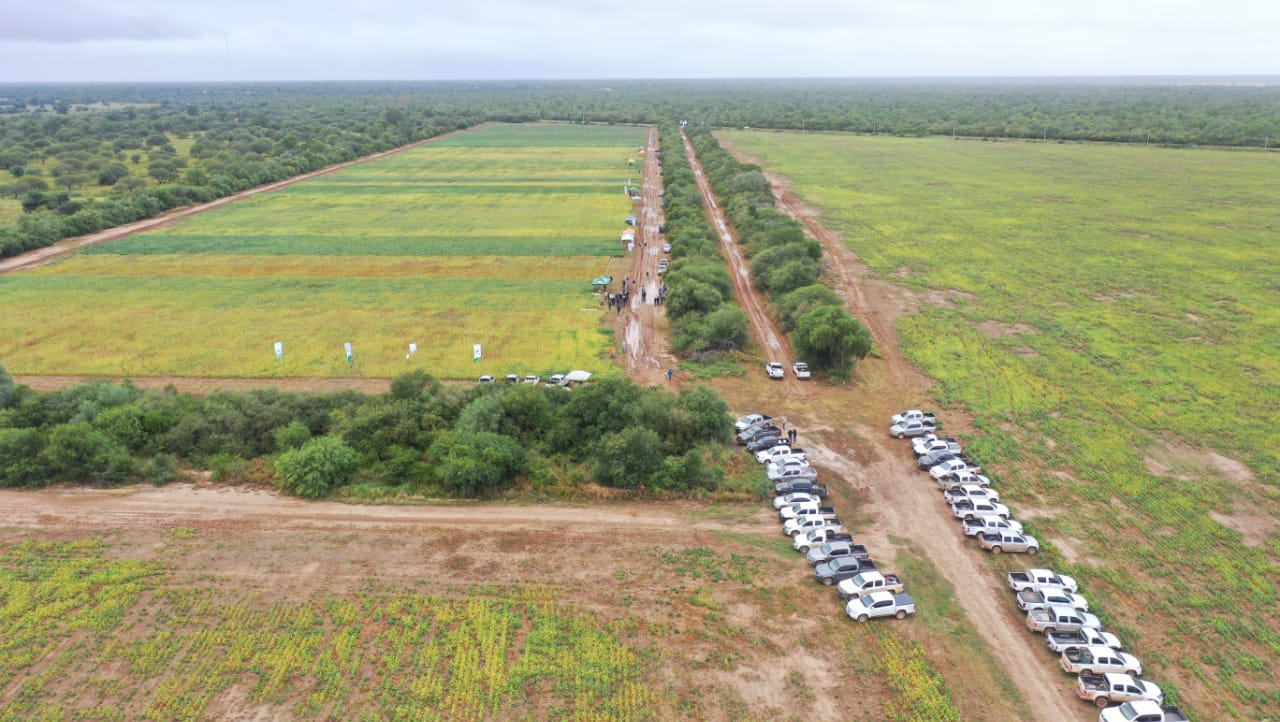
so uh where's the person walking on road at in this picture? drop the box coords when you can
[666,368,674,382]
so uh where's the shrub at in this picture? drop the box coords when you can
[274,436,360,499]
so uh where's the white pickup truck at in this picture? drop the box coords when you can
[836,571,905,600]
[1046,627,1123,653]
[845,591,916,621]
[1077,673,1163,708]
[1016,586,1088,612]
[1008,568,1079,594]
[1061,646,1142,676]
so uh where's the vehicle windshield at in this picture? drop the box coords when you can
[819,544,832,554]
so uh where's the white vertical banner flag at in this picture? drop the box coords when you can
[273,341,283,360]
[407,343,417,359]
[473,343,482,363]
[344,342,353,363]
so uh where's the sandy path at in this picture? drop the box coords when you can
[714,133,1087,722]
[0,483,765,535]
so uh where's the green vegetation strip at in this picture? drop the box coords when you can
[0,540,656,722]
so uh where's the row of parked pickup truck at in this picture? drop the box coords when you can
[888,410,1189,721]
[890,412,1043,555]
[1008,568,1188,721]
[738,411,919,624]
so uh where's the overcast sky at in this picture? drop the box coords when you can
[3,0,1279,82]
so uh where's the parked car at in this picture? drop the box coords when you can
[522,375,540,385]
[784,517,846,538]
[918,450,976,470]
[733,413,774,432]
[1026,606,1102,634]
[1047,627,1124,654]
[662,242,672,253]
[757,445,804,464]
[765,362,786,379]
[792,528,853,553]
[1097,701,1189,722]
[930,458,980,480]
[961,516,1023,537]
[890,419,937,438]
[768,465,818,483]
[1060,646,1142,676]
[1077,673,1163,708]
[545,374,567,387]
[891,410,936,425]
[773,491,819,510]
[504,374,520,384]
[773,480,830,497]
[1016,586,1087,611]
[1008,568,1079,594]
[978,532,1039,554]
[942,484,1000,505]
[746,435,785,453]
[836,571,905,600]
[737,424,781,445]
[779,503,835,522]
[814,555,877,586]
[845,591,916,621]
[950,499,1011,520]
[766,456,810,474]
[937,470,993,490]
[477,375,496,384]
[792,362,811,379]
[805,541,871,566]
[913,437,961,458]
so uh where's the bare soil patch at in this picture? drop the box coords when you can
[977,320,1038,338]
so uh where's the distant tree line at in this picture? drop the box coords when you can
[655,122,751,358]
[0,364,746,498]
[3,79,1276,258]
[684,126,872,377]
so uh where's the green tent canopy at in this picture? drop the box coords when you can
[591,275,613,286]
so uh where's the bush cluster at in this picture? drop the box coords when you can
[0,364,731,498]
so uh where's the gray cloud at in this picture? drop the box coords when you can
[0,1,197,43]
[0,0,1277,80]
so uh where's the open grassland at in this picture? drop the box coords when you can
[0,124,643,378]
[722,130,1280,720]
[0,506,1023,722]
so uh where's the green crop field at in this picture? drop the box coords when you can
[722,130,1280,720]
[0,123,645,378]
[0,530,996,722]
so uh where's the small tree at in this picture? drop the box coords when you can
[429,431,523,497]
[591,427,664,489]
[793,305,873,376]
[274,435,359,499]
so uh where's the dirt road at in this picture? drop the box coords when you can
[620,127,674,385]
[710,133,1087,721]
[680,130,795,385]
[0,483,764,535]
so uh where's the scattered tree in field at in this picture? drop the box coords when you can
[793,305,873,377]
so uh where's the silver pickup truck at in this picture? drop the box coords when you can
[1026,605,1102,635]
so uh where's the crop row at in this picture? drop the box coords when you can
[0,540,660,721]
